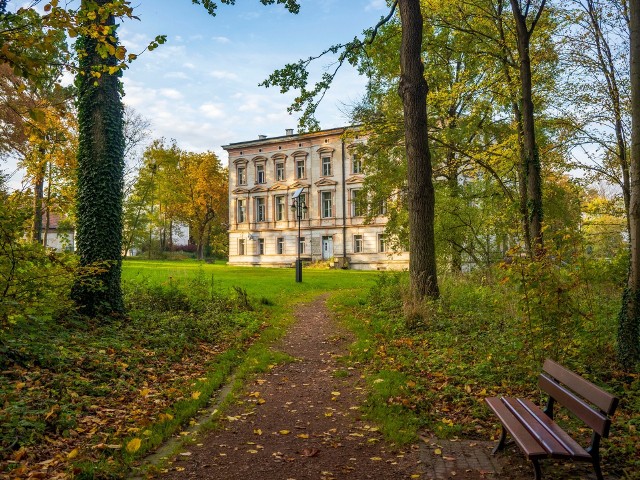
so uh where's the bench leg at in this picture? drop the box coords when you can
[492,425,507,454]
[531,458,542,480]
[593,458,604,480]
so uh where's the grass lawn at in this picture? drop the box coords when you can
[122,259,379,306]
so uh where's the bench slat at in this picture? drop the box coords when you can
[514,398,592,460]
[539,374,611,437]
[501,397,572,457]
[543,359,618,415]
[485,397,547,458]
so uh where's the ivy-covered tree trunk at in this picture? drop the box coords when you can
[618,0,640,370]
[398,0,439,300]
[510,0,546,255]
[71,0,125,316]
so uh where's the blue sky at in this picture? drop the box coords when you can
[118,0,389,161]
[4,0,390,187]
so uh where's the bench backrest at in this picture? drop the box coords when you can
[538,359,619,438]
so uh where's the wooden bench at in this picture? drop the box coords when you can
[485,359,619,480]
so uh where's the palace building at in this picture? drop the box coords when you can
[222,126,408,270]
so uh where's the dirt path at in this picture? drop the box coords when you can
[157,295,422,479]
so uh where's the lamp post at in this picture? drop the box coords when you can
[291,188,308,283]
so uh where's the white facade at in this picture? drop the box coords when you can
[223,127,409,270]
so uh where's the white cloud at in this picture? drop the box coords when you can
[200,103,226,119]
[183,62,196,70]
[160,89,184,100]
[164,71,190,80]
[212,36,231,44]
[209,70,238,80]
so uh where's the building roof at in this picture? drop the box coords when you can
[221,125,360,151]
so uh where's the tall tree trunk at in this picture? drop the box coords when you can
[618,0,640,370]
[31,159,44,244]
[398,0,439,299]
[71,0,125,316]
[43,161,53,248]
[510,0,546,255]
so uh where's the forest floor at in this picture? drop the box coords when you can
[142,294,608,480]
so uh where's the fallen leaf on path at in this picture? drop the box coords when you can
[279,430,290,435]
[370,457,382,461]
[254,429,262,435]
[300,448,320,457]
[434,448,442,455]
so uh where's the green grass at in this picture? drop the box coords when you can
[122,259,378,307]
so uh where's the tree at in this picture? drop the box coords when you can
[618,0,640,370]
[509,0,548,254]
[561,0,631,227]
[398,0,439,298]
[175,151,228,260]
[70,0,126,316]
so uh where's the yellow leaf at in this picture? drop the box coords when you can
[126,438,141,453]
[247,449,258,454]
[140,388,150,397]
[279,430,290,435]
[67,448,79,460]
[324,412,333,417]
[192,391,201,400]
[434,448,442,455]
[370,457,382,461]
[254,429,262,435]
[257,398,266,404]
[331,391,340,396]
[297,434,309,439]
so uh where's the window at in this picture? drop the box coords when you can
[256,164,265,184]
[298,236,306,254]
[238,238,245,255]
[237,166,247,185]
[258,238,265,255]
[275,195,285,221]
[276,237,284,254]
[322,156,332,176]
[352,155,362,174]
[354,234,363,253]
[378,234,387,253]
[377,199,388,216]
[296,158,305,179]
[275,162,285,181]
[256,197,266,222]
[321,191,332,218]
[351,189,364,217]
[237,199,246,223]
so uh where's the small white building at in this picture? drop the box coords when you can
[223,127,408,270]
[43,213,74,252]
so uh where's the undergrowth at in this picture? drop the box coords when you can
[0,272,269,478]
[338,254,639,479]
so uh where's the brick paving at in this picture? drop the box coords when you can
[419,437,618,480]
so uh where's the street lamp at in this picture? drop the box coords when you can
[291,188,308,283]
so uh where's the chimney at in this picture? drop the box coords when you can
[258,135,267,140]
[286,128,294,136]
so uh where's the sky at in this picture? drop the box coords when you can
[3,0,390,188]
